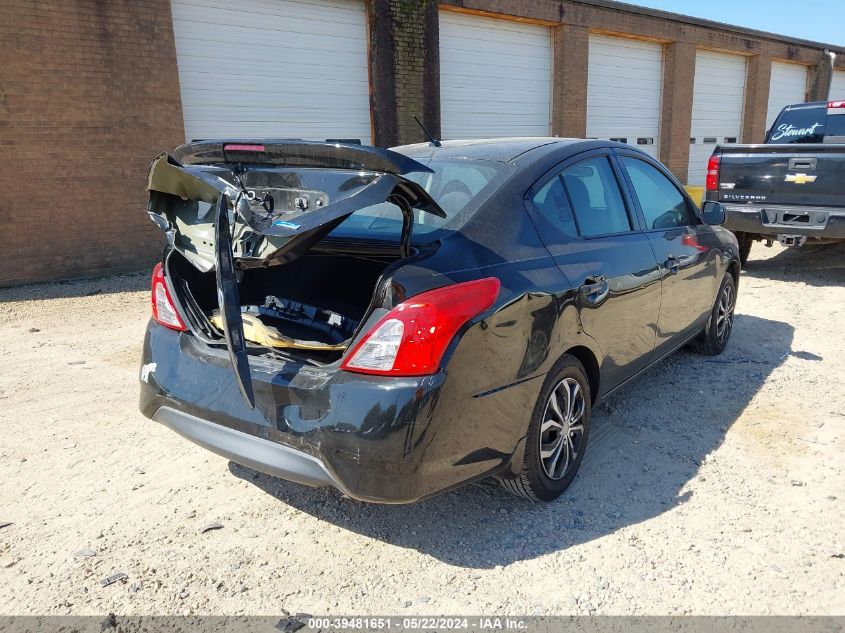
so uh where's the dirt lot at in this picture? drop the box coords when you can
[1,242,843,616]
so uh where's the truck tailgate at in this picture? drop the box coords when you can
[718,144,845,208]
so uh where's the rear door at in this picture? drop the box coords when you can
[439,10,551,138]
[687,50,747,186]
[586,34,663,158]
[525,150,661,393]
[170,0,372,143]
[831,70,845,100]
[766,62,809,131]
[615,151,717,352]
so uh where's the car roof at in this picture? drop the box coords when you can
[781,101,829,112]
[394,137,587,163]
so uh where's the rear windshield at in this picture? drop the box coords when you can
[767,107,834,143]
[827,113,845,137]
[329,158,511,242]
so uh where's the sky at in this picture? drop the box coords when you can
[620,0,845,47]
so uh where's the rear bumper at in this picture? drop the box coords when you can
[723,204,845,240]
[139,321,536,503]
[153,406,340,490]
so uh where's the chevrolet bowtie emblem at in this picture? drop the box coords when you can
[785,173,817,184]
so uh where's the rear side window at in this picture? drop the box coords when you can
[561,156,631,237]
[767,107,826,143]
[530,176,578,237]
[620,157,695,229]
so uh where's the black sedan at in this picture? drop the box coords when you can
[140,138,739,503]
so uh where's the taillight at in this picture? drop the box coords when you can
[340,277,501,376]
[827,100,845,109]
[151,263,186,331]
[705,154,720,192]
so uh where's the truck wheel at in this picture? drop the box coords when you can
[690,274,736,356]
[499,356,591,501]
[736,232,752,267]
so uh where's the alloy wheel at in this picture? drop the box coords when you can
[539,377,586,480]
[716,283,735,343]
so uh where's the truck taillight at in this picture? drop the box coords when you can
[705,154,720,192]
[340,278,501,377]
[151,263,186,331]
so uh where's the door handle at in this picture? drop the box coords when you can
[664,255,680,274]
[788,157,816,170]
[578,275,610,307]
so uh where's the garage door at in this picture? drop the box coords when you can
[439,11,551,138]
[587,34,663,158]
[171,0,371,143]
[687,50,747,186]
[830,70,845,100]
[766,61,808,130]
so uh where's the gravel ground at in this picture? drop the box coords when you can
[0,242,843,616]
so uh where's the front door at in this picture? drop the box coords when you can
[615,152,719,355]
[526,151,662,394]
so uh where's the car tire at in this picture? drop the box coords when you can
[689,273,736,356]
[736,232,752,267]
[499,355,592,501]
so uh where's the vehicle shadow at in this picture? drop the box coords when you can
[743,241,845,287]
[0,271,150,303]
[229,313,793,569]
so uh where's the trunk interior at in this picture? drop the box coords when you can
[168,244,400,364]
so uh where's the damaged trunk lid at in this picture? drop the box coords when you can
[146,140,446,408]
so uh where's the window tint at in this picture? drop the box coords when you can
[430,161,496,199]
[621,157,694,230]
[767,107,826,143]
[561,156,631,237]
[826,113,845,137]
[530,175,578,237]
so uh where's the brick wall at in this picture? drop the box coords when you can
[393,0,440,144]
[659,42,696,181]
[368,0,440,147]
[0,0,184,287]
[551,24,588,138]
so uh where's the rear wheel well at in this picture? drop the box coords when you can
[728,260,740,287]
[563,346,600,405]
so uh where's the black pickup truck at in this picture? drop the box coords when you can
[705,99,845,264]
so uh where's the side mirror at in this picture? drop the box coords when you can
[701,200,726,226]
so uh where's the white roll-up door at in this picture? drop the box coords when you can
[439,10,551,139]
[587,34,663,158]
[171,0,372,143]
[766,61,808,130]
[830,70,845,100]
[687,50,747,185]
